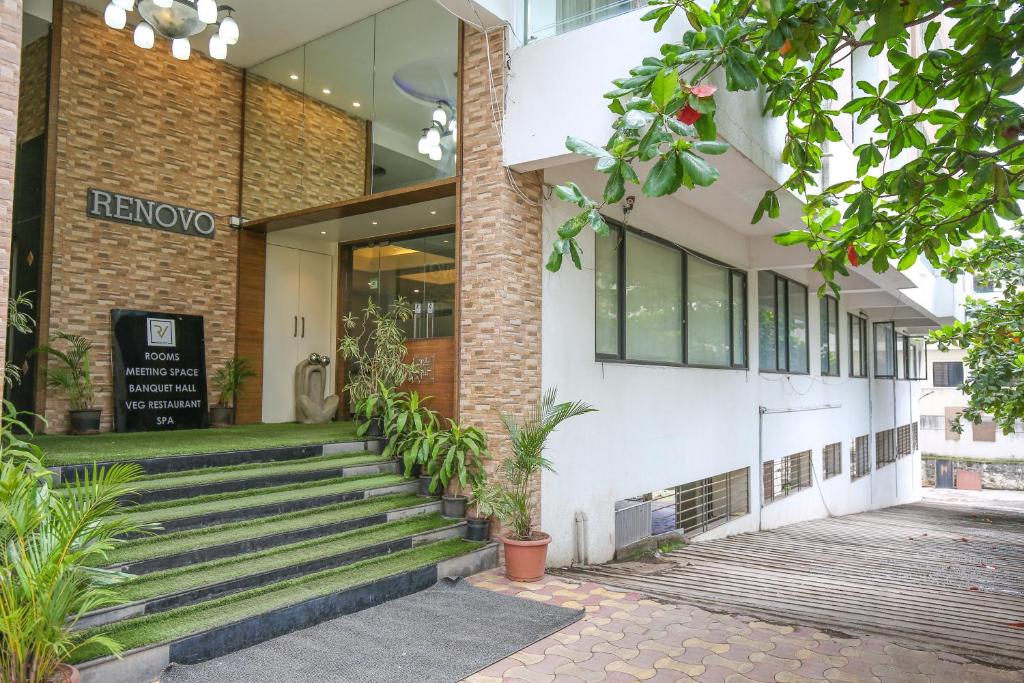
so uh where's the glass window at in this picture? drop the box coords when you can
[874,322,895,378]
[687,256,731,366]
[908,338,927,379]
[594,222,747,368]
[933,361,964,387]
[731,272,746,367]
[595,226,621,357]
[849,314,867,377]
[758,272,808,374]
[625,232,683,364]
[896,334,908,379]
[758,271,777,371]
[820,296,839,376]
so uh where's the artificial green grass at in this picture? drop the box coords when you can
[37,422,362,466]
[115,515,456,604]
[117,473,408,526]
[73,538,483,663]
[128,451,385,492]
[105,494,430,565]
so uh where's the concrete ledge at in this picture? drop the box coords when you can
[74,602,146,631]
[437,543,499,579]
[386,500,443,521]
[80,643,169,683]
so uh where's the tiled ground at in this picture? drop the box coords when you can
[464,569,1024,683]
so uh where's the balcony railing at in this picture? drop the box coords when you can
[525,0,646,43]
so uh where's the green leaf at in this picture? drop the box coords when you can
[604,164,626,203]
[774,230,812,246]
[691,140,728,155]
[679,151,720,187]
[874,1,903,42]
[924,21,940,49]
[642,152,683,196]
[897,248,919,270]
[553,182,586,206]
[588,209,610,237]
[650,69,678,110]
[565,136,610,159]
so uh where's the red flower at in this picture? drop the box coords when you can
[690,84,717,98]
[676,105,701,125]
[780,39,793,56]
[847,245,860,267]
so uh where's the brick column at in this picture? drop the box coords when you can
[0,0,22,387]
[458,25,544,529]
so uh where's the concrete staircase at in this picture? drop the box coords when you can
[67,439,497,683]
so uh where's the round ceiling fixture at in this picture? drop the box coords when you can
[103,0,240,61]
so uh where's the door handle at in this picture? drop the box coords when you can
[301,317,305,338]
[293,316,297,338]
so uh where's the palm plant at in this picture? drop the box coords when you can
[486,389,595,540]
[213,356,257,408]
[4,292,35,388]
[0,409,146,683]
[34,332,94,412]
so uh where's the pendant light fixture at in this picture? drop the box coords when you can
[102,0,240,61]
[417,101,456,163]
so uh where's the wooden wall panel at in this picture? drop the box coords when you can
[403,337,456,420]
[235,229,266,423]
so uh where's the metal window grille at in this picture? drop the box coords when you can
[822,442,842,479]
[920,415,944,430]
[762,451,812,504]
[912,421,919,450]
[876,429,896,467]
[614,499,653,550]
[897,424,912,456]
[850,434,870,480]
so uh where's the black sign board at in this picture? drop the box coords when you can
[111,309,209,432]
[87,188,216,239]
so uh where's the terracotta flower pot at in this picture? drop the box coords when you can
[48,664,81,683]
[501,532,551,582]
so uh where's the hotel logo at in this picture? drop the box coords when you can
[147,318,176,347]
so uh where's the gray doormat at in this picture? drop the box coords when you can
[161,579,583,683]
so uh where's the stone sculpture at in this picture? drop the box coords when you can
[295,353,339,424]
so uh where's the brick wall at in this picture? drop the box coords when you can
[458,25,544,534]
[0,0,22,384]
[17,34,46,144]
[42,1,243,432]
[241,73,367,220]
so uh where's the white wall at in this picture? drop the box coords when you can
[539,167,923,567]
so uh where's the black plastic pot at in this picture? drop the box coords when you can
[69,409,101,435]
[361,415,384,439]
[210,406,234,428]
[466,517,490,542]
[442,495,467,519]
[418,475,434,497]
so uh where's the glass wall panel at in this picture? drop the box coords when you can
[242,0,458,221]
[526,0,641,42]
[595,226,620,357]
[758,271,777,371]
[788,282,808,374]
[731,272,745,367]
[687,256,730,366]
[625,233,682,363]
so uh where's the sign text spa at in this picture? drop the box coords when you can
[87,188,216,238]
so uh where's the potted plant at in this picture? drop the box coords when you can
[338,299,424,438]
[35,332,99,435]
[466,479,499,542]
[429,420,490,518]
[482,389,595,582]
[210,356,256,427]
[0,402,147,683]
[382,389,440,493]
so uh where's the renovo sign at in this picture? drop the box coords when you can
[110,309,209,432]
[87,188,216,238]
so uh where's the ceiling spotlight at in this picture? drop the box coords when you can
[352,102,361,108]
[289,73,299,80]
[371,221,379,226]
[320,230,327,235]
[322,88,331,95]
[430,210,437,215]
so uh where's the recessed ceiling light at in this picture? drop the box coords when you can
[320,230,326,235]
[289,74,299,80]
[352,101,361,107]
[322,88,331,95]
[430,210,437,215]
[443,240,449,244]
[371,221,378,225]
[413,289,420,293]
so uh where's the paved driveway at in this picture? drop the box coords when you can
[556,491,1024,670]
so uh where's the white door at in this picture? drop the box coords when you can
[297,250,335,393]
[261,244,336,423]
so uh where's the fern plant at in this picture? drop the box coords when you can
[4,292,35,387]
[34,332,95,411]
[212,357,256,408]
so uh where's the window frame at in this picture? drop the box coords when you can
[822,442,842,479]
[848,314,868,378]
[904,336,928,380]
[932,361,965,387]
[819,295,840,377]
[758,271,810,375]
[873,321,897,379]
[850,434,871,480]
[594,220,748,370]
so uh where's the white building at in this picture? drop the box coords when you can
[497,3,960,565]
